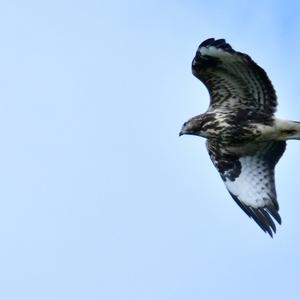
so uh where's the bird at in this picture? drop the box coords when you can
[179,38,300,237]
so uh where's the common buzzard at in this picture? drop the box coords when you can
[180,38,300,236]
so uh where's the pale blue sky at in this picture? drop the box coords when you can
[1,1,300,299]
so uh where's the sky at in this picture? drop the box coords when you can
[0,0,300,299]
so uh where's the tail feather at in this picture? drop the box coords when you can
[275,119,300,140]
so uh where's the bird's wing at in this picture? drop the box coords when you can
[192,38,277,119]
[206,140,286,237]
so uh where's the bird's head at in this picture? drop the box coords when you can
[179,115,206,137]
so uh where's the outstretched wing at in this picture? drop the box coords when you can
[192,38,277,119]
[206,141,286,237]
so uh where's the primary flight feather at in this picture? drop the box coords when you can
[180,38,300,237]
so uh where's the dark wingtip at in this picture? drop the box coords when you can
[212,39,226,47]
[199,38,215,47]
[198,38,235,54]
[228,191,280,237]
[266,206,282,224]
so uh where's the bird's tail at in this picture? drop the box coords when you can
[276,119,300,140]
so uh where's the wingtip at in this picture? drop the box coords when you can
[266,206,282,225]
[228,191,281,237]
[199,38,215,47]
[198,38,234,54]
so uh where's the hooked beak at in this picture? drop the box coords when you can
[179,130,184,136]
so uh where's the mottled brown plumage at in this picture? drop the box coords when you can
[180,38,300,236]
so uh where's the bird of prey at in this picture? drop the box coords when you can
[180,38,300,237]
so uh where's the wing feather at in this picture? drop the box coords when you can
[206,141,286,236]
[192,38,277,118]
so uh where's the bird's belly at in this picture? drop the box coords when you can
[205,123,277,155]
[206,125,261,145]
